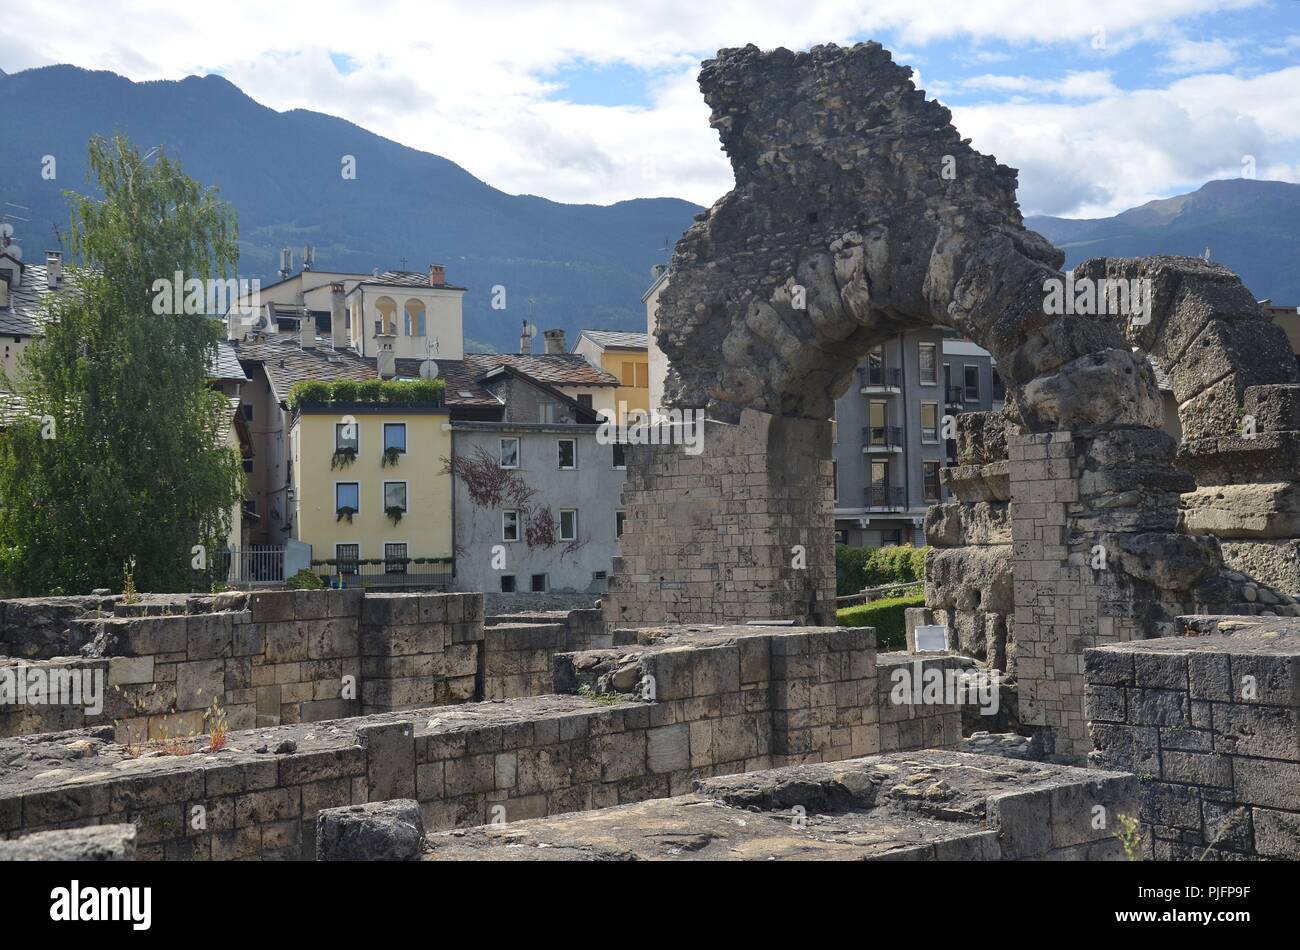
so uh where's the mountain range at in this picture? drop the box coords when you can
[0,65,703,352]
[1,65,1296,356]
[1026,178,1300,304]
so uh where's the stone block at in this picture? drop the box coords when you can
[316,799,424,861]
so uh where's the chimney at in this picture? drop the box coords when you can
[299,312,316,349]
[330,283,348,349]
[543,328,566,354]
[377,342,396,380]
[428,263,445,287]
[519,320,533,355]
[45,250,62,289]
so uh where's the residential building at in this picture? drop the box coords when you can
[227,264,624,590]
[573,328,651,420]
[831,333,1002,548]
[289,385,453,581]
[450,372,621,594]
[644,265,671,414]
[0,248,66,383]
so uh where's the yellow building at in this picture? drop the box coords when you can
[572,329,650,421]
[289,389,453,579]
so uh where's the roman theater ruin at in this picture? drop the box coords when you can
[0,42,1296,862]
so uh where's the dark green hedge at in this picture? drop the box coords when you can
[835,590,924,650]
[835,544,927,596]
[288,377,445,410]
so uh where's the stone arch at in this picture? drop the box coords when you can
[610,41,1300,759]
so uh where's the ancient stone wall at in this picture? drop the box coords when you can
[0,622,964,857]
[1086,619,1299,860]
[604,410,836,628]
[424,751,1139,862]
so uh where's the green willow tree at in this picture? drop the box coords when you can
[0,135,244,595]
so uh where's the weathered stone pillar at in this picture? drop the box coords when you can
[604,409,835,628]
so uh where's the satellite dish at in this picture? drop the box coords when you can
[0,223,13,240]
[420,359,439,380]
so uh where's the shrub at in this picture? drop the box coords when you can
[357,379,385,403]
[383,378,444,405]
[287,381,330,409]
[286,568,324,590]
[331,380,360,403]
[835,544,927,595]
[836,590,924,650]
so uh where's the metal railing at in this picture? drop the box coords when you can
[946,386,966,406]
[313,558,454,589]
[864,485,906,510]
[222,546,285,584]
[862,424,903,449]
[858,365,902,389]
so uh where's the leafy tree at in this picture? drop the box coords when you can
[0,134,244,595]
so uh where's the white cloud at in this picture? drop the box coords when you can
[1161,36,1239,73]
[0,0,1288,214]
[953,66,1300,216]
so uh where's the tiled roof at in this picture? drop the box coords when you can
[229,336,619,410]
[463,353,619,387]
[578,329,649,351]
[0,262,71,337]
[359,271,468,291]
[211,341,249,382]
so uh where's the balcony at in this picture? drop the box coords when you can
[858,365,902,393]
[864,485,906,511]
[862,424,904,452]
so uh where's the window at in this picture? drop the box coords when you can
[620,361,648,387]
[531,574,547,593]
[964,365,980,402]
[557,439,576,469]
[612,442,626,469]
[242,458,254,473]
[616,510,626,538]
[383,481,407,512]
[919,343,938,384]
[870,400,888,445]
[576,393,593,410]
[502,510,519,542]
[921,403,939,443]
[835,529,849,545]
[241,404,254,421]
[383,423,407,453]
[336,482,359,513]
[871,460,889,487]
[336,543,359,575]
[832,461,838,503]
[242,499,256,516]
[538,403,556,424]
[384,542,408,574]
[559,509,577,541]
[865,345,885,386]
[923,461,942,502]
[500,575,516,593]
[500,438,519,469]
[881,529,902,547]
[830,404,837,444]
[335,421,359,452]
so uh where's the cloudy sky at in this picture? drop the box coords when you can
[3,0,1298,217]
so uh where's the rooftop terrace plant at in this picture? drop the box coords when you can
[288,377,445,410]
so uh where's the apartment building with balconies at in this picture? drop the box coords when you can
[832,331,1001,548]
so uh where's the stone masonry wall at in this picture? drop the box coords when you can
[1086,619,1299,860]
[604,410,836,629]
